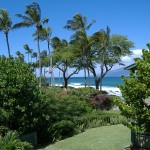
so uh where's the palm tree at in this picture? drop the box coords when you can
[23,44,33,63]
[65,13,95,87]
[41,50,48,76]
[0,9,12,57]
[31,52,38,76]
[33,27,53,86]
[13,2,49,87]
[32,52,38,61]
[16,51,24,62]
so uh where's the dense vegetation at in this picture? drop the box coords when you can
[0,56,128,148]
[114,44,150,133]
[1,2,149,149]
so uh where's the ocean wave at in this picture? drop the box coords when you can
[69,83,82,86]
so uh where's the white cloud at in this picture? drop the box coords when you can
[121,49,142,66]
[132,49,143,55]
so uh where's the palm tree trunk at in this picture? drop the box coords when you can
[37,30,42,87]
[28,53,29,63]
[48,41,51,86]
[84,67,87,87]
[5,33,11,57]
[87,68,90,96]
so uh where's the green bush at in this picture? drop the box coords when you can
[0,56,51,144]
[42,87,92,142]
[0,131,33,150]
[67,87,107,99]
[0,108,9,135]
[75,111,128,132]
[50,120,76,141]
[114,45,150,133]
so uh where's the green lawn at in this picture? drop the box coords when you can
[44,124,131,150]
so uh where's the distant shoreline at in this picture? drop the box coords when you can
[55,84,122,97]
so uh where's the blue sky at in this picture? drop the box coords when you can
[0,0,150,76]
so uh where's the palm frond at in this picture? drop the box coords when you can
[42,18,49,24]
[12,22,33,29]
[0,9,12,30]
[86,20,96,30]
[15,14,33,22]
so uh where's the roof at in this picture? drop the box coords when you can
[124,63,136,70]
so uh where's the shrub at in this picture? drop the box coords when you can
[114,44,150,133]
[0,131,33,150]
[0,56,51,144]
[42,87,92,142]
[50,120,76,141]
[68,87,107,100]
[87,94,115,110]
[75,111,128,132]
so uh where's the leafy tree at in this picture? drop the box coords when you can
[0,9,13,57]
[0,56,51,143]
[65,13,95,87]
[13,2,49,87]
[51,37,80,88]
[90,26,134,90]
[114,44,150,132]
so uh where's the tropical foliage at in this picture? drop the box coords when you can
[114,44,150,133]
[0,56,51,144]
[0,131,33,150]
[0,9,13,56]
[52,37,81,88]
[0,2,142,149]
[13,2,49,87]
[90,26,134,90]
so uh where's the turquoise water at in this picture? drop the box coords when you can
[46,77,124,88]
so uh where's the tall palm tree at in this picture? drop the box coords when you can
[31,52,38,76]
[32,52,38,61]
[13,2,49,87]
[33,27,53,86]
[65,13,95,87]
[0,9,12,57]
[23,44,33,63]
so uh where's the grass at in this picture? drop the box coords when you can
[44,124,131,150]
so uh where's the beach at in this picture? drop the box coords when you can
[48,77,123,97]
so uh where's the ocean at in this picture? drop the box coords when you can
[46,77,124,97]
[46,77,123,87]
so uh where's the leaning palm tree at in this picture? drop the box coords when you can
[0,9,13,57]
[13,2,49,87]
[64,13,95,87]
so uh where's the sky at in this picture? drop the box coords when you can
[0,0,150,76]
